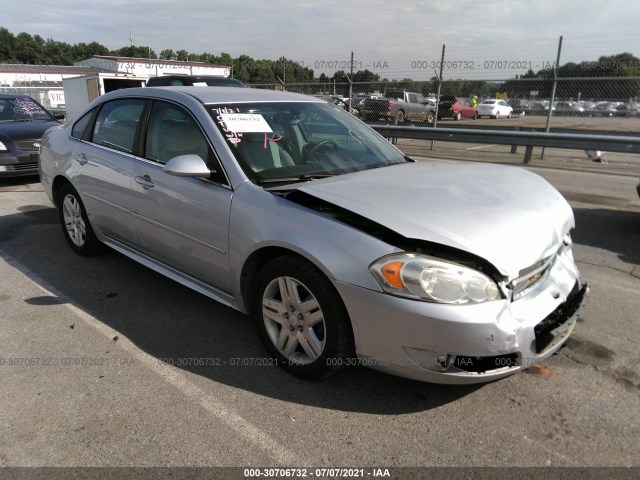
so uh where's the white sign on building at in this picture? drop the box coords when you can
[74,56,231,79]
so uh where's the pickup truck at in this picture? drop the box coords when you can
[360,89,435,123]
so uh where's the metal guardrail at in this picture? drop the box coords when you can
[371,125,640,163]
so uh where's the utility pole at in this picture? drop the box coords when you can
[348,51,354,109]
[129,31,134,47]
[541,35,563,160]
[431,44,445,149]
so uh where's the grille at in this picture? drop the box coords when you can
[16,140,41,151]
[6,162,38,171]
[511,254,556,300]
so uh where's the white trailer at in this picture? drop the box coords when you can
[63,73,147,120]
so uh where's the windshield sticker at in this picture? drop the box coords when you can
[13,97,47,116]
[220,113,273,133]
[213,107,243,144]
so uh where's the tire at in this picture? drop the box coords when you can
[252,255,353,380]
[494,111,500,119]
[507,111,512,119]
[453,111,462,121]
[57,184,103,256]
[395,110,405,123]
[426,111,435,123]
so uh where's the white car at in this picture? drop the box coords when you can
[477,99,513,119]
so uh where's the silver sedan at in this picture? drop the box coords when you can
[39,87,586,384]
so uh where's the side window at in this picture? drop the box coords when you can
[71,109,95,139]
[91,99,146,154]
[144,101,227,184]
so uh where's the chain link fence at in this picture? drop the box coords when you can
[249,77,640,136]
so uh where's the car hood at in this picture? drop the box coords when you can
[0,120,60,142]
[297,162,574,277]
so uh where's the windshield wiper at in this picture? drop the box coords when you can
[256,173,336,185]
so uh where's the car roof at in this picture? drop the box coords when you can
[146,75,246,86]
[0,93,31,98]
[99,86,324,105]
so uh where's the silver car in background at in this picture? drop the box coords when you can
[39,87,586,384]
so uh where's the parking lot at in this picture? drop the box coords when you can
[388,111,640,134]
[1,145,639,473]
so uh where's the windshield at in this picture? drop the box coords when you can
[209,101,407,184]
[0,96,53,122]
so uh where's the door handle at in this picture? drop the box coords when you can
[73,153,88,165]
[134,175,155,190]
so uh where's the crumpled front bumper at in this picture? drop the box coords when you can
[335,246,587,384]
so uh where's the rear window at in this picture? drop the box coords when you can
[91,99,146,154]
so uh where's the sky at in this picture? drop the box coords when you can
[2,0,639,80]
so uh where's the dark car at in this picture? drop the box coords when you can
[0,94,64,178]
[146,75,246,88]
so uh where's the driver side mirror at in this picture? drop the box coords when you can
[163,154,214,178]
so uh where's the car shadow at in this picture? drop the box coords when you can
[0,205,481,414]
[572,207,640,266]
[0,174,40,188]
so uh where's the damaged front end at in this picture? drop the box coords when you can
[277,187,587,384]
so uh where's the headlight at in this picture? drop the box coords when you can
[369,253,501,304]
[0,141,8,151]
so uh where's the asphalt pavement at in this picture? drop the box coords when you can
[0,152,639,475]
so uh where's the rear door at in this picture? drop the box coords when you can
[129,100,233,294]
[70,98,146,245]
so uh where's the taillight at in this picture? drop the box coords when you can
[388,102,392,110]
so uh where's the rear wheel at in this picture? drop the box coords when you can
[426,111,435,123]
[507,111,512,119]
[453,111,462,121]
[253,256,353,379]
[57,184,103,256]
[494,111,501,119]
[395,110,405,123]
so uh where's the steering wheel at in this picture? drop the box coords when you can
[302,140,338,164]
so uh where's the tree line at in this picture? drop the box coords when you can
[0,27,380,86]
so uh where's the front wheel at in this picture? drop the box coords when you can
[57,184,103,256]
[253,256,353,379]
[453,111,462,121]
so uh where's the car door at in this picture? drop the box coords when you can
[129,100,233,294]
[405,93,419,120]
[70,98,146,245]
